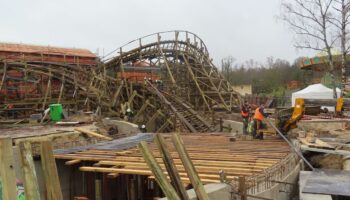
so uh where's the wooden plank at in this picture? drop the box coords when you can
[0,137,17,200]
[40,141,63,200]
[155,133,190,200]
[172,133,209,200]
[19,141,41,200]
[138,141,181,200]
[65,159,81,165]
[75,127,113,141]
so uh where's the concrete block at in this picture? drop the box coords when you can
[161,183,232,200]
[223,120,243,134]
[102,118,140,134]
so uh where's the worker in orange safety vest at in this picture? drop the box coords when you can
[240,100,251,134]
[253,104,268,139]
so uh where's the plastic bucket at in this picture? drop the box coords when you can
[49,104,63,122]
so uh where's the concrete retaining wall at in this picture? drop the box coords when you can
[252,161,302,200]
[297,120,348,132]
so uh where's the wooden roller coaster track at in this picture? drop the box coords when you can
[0,31,240,133]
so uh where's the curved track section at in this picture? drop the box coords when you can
[104,31,240,111]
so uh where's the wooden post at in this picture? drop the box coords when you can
[171,133,209,200]
[0,137,17,200]
[57,74,65,104]
[0,62,7,91]
[95,179,102,200]
[42,72,52,110]
[19,141,41,200]
[219,117,223,132]
[155,133,190,200]
[138,141,181,200]
[157,33,176,85]
[129,176,137,200]
[40,141,63,200]
[239,176,247,200]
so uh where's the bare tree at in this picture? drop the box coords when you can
[330,0,350,95]
[221,56,235,83]
[281,0,338,98]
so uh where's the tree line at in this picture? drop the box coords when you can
[221,56,313,96]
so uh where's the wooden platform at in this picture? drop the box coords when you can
[54,133,293,184]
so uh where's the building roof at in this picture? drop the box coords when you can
[0,42,96,58]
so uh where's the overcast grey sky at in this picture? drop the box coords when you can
[0,0,312,65]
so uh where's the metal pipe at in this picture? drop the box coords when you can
[266,119,315,171]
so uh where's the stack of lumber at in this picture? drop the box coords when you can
[55,134,293,184]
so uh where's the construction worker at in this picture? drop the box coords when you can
[140,124,147,133]
[126,108,134,121]
[144,77,147,86]
[240,100,250,135]
[253,104,268,139]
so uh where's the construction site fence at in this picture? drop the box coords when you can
[230,153,299,195]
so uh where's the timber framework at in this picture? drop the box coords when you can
[0,31,240,132]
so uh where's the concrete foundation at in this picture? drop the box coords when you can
[252,161,302,200]
[161,162,301,200]
[161,183,232,200]
[297,120,348,132]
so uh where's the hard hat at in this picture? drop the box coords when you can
[141,124,146,128]
[127,108,131,112]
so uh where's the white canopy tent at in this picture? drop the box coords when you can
[291,84,341,111]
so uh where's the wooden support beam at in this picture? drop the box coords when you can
[172,133,209,200]
[133,100,149,123]
[107,173,119,178]
[40,141,63,200]
[57,74,65,104]
[239,176,247,200]
[19,141,41,200]
[41,72,52,110]
[65,159,81,166]
[157,33,176,85]
[75,127,113,141]
[138,141,181,200]
[110,82,124,107]
[156,120,170,133]
[95,179,102,200]
[0,137,17,200]
[183,57,211,112]
[0,62,7,91]
[145,109,161,129]
[155,133,190,200]
[127,90,138,108]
